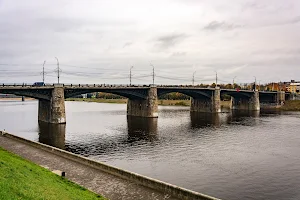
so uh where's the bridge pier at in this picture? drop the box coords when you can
[127,87,158,118]
[276,91,285,106]
[190,88,221,113]
[232,91,260,111]
[38,86,66,124]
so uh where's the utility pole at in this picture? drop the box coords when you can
[233,76,237,89]
[214,71,218,88]
[130,66,133,86]
[192,71,196,86]
[55,57,60,84]
[42,60,46,83]
[150,63,155,85]
[279,80,282,91]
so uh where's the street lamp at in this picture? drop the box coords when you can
[150,63,155,85]
[253,76,256,91]
[129,66,133,86]
[214,71,218,88]
[42,60,46,83]
[192,71,196,86]
[233,76,237,89]
[55,57,60,84]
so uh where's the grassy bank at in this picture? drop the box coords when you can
[67,98,127,104]
[0,147,105,200]
[66,98,192,106]
[66,98,232,107]
[280,100,300,111]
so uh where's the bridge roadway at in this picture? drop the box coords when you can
[0,84,288,124]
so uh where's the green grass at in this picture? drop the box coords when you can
[0,147,106,200]
[67,98,127,104]
[280,100,300,111]
[67,98,233,108]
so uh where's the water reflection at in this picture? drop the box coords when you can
[38,122,66,149]
[127,116,158,142]
[190,112,221,128]
[227,110,260,126]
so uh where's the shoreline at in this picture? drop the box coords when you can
[0,97,35,101]
[2,97,299,111]
[66,98,300,111]
[66,98,232,107]
[0,132,219,200]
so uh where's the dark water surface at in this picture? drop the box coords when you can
[1,100,300,200]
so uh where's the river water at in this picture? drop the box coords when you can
[0,100,300,200]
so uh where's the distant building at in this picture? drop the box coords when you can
[287,83,300,93]
[286,80,300,94]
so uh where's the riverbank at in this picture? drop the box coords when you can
[0,147,105,200]
[66,98,231,107]
[280,100,300,111]
[0,133,220,200]
[0,97,34,101]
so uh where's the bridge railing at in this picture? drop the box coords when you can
[0,83,54,87]
[0,83,153,88]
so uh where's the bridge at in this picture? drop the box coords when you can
[0,84,288,124]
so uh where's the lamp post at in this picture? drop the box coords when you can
[55,57,60,84]
[214,71,218,88]
[192,71,196,86]
[233,76,237,89]
[129,66,133,86]
[42,60,46,83]
[253,76,256,91]
[150,63,155,85]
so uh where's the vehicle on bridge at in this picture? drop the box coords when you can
[33,82,45,86]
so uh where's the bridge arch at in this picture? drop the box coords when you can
[157,88,213,99]
[0,87,52,100]
[64,88,149,100]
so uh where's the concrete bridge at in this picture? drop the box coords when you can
[0,84,288,124]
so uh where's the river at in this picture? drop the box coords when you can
[0,100,300,200]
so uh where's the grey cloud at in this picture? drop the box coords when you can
[123,42,133,48]
[251,48,300,55]
[244,2,265,10]
[170,52,186,57]
[288,16,300,24]
[203,21,244,31]
[155,33,187,49]
[254,15,300,29]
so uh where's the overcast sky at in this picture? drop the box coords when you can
[0,0,299,84]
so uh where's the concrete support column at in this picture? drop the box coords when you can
[232,91,260,111]
[38,86,66,124]
[277,91,285,105]
[190,88,221,113]
[127,87,158,118]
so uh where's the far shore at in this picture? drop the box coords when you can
[2,97,299,111]
[66,98,300,111]
[0,97,35,101]
[66,98,232,107]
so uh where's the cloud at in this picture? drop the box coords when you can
[170,52,186,57]
[251,48,300,56]
[154,33,187,49]
[123,42,133,48]
[0,0,300,84]
[203,21,244,31]
[287,16,300,24]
